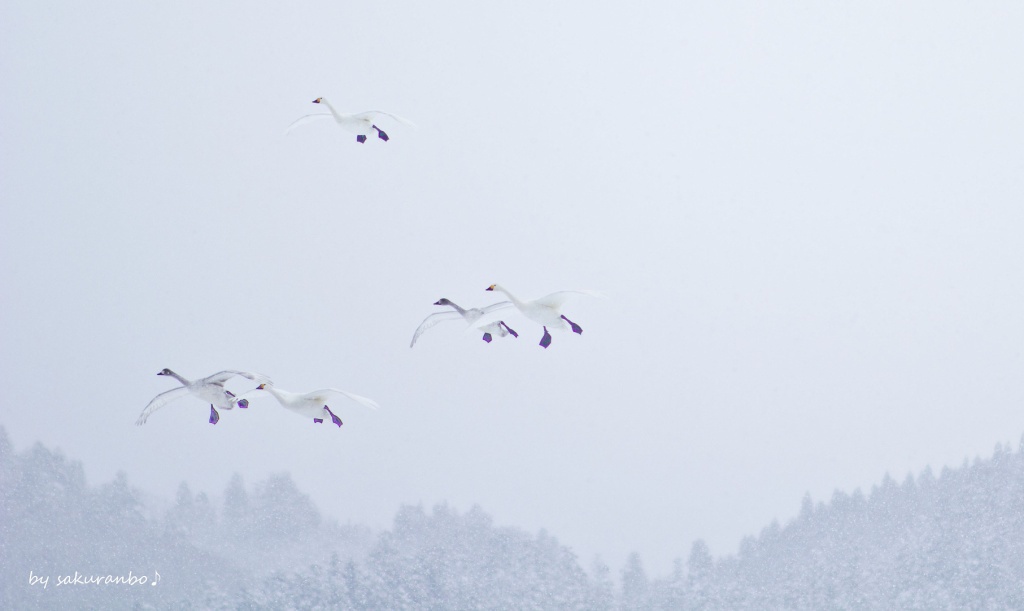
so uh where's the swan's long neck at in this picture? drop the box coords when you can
[494,286,526,310]
[446,301,469,317]
[319,98,344,121]
[263,386,292,404]
[166,370,191,386]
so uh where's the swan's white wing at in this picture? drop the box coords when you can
[285,112,334,134]
[470,301,517,329]
[410,311,464,347]
[135,387,191,425]
[533,289,604,309]
[312,389,380,411]
[353,111,416,128]
[479,300,514,314]
[202,370,272,386]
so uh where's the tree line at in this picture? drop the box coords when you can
[3,426,1023,609]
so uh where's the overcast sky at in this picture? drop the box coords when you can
[3,1,1024,575]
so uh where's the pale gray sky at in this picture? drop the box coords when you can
[3,1,1024,574]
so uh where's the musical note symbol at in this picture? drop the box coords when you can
[152,570,160,586]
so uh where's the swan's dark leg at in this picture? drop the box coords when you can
[500,321,519,338]
[314,418,323,424]
[356,134,367,143]
[482,332,493,343]
[209,405,220,425]
[238,399,249,409]
[561,314,583,334]
[373,125,389,141]
[325,405,343,427]
[540,326,552,348]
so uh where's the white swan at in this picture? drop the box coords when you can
[243,383,379,427]
[410,298,518,347]
[485,285,599,348]
[286,97,413,143]
[136,369,271,426]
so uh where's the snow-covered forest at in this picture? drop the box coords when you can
[3,425,1024,609]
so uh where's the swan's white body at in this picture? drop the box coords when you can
[485,284,600,347]
[136,369,271,425]
[410,299,516,347]
[244,384,379,427]
[286,97,413,142]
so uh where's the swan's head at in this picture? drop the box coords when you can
[312,97,323,104]
[434,298,453,306]
[157,368,174,376]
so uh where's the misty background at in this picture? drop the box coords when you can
[3,0,1024,584]
[5,429,1024,608]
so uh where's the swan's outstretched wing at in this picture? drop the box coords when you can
[285,113,334,134]
[410,311,464,347]
[314,389,380,410]
[533,289,604,309]
[469,300,516,329]
[353,111,416,128]
[479,300,513,314]
[136,386,190,425]
[202,370,273,386]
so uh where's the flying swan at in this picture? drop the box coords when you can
[410,298,519,347]
[243,383,380,427]
[286,97,413,143]
[136,369,271,426]
[485,284,600,348]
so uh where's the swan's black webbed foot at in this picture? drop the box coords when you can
[482,333,493,343]
[209,405,220,425]
[540,326,552,348]
[373,125,389,141]
[356,134,367,143]
[314,418,324,424]
[561,315,583,334]
[501,322,519,338]
[325,405,343,427]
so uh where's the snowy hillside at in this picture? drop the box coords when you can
[3,426,1024,609]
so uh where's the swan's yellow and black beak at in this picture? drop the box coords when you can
[312,97,322,104]
[256,383,267,390]
[486,284,496,291]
